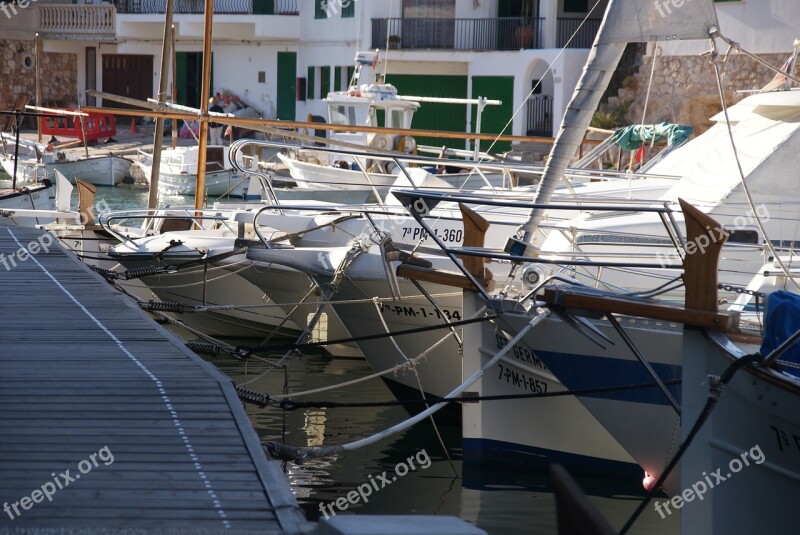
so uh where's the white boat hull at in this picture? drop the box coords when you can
[680,331,800,533]
[245,246,636,471]
[0,183,57,226]
[280,153,510,191]
[110,253,299,338]
[1,155,131,187]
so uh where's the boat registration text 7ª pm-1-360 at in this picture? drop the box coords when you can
[400,227,463,243]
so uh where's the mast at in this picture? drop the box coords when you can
[508,0,720,257]
[195,0,214,211]
[148,0,175,210]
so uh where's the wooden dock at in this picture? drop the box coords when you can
[0,226,309,532]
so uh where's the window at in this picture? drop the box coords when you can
[320,66,331,99]
[342,0,355,17]
[727,230,759,245]
[307,66,315,100]
[389,109,404,128]
[315,0,327,19]
[330,105,356,125]
[563,0,589,13]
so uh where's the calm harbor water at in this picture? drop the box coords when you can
[95,186,677,534]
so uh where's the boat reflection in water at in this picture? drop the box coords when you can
[202,341,677,534]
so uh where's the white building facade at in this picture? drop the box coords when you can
[6,1,792,143]
[1,0,618,147]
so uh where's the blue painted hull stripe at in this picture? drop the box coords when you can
[532,350,681,407]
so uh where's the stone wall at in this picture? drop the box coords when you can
[1,40,78,116]
[614,52,789,134]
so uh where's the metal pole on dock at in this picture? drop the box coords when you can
[35,34,42,144]
[194,0,214,211]
[171,24,178,150]
[148,0,175,210]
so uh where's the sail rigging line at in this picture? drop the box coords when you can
[709,40,800,292]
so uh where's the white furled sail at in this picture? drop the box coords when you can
[513,0,719,252]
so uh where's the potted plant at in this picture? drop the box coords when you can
[388,35,401,49]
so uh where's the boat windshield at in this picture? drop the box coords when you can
[330,105,357,126]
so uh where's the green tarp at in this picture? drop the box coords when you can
[610,122,693,151]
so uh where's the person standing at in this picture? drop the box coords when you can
[209,97,225,145]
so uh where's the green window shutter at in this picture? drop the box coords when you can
[315,0,327,19]
[334,66,342,92]
[342,0,355,17]
[347,66,355,86]
[320,66,331,99]
[307,66,315,100]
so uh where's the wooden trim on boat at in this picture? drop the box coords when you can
[76,179,96,226]
[679,198,729,312]
[542,288,739,331]
[396,264,496,291]
[459,203,493,282]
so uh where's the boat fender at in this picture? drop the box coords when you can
[642,472,657,492]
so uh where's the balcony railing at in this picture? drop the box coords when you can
[37,5,116,35]
[557,17,602,49]
[112,0,298,15]
[372,17,545,51]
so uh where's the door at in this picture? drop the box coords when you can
[277,51,297,120]
[85,48,97,106]
[471,76,514,152]
[385,74,468,149]
[101,54,153,108]
[176,52,214,109]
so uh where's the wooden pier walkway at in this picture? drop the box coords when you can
[0,226,309,532]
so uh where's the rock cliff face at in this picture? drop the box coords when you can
[620,52,790,134]
[1,40,77,115]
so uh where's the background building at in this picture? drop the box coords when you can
[1,0,795,144]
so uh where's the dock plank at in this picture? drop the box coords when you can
[0,226,308,533]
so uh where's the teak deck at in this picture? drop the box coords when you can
[0,226,308,532]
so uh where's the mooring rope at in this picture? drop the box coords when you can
[619,352,761,534]
[242,379,683,412]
